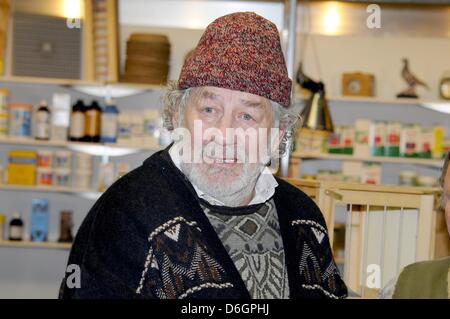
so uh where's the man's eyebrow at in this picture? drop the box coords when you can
[239,99,264,109]
[201,90,221,100]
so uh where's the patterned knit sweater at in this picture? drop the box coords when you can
[202,199,289,298]
[59,148,348,299]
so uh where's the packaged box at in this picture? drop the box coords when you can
[384,122,401,157]
[296,128,328,155]
[51,93,71,141]
[97,162,114,192]
[143,109,161,147]
[328,125,343,154]
[7,150,37,185]
[342,161,362,183]
[360,162,381,185]
[369,121,385,157]
[30,199,49,242]
[399,170,418,186]
[418,128,433,159]
[432,126,444,159]
[130,114,144,146]
[354,119,371,157]
[341,126,354,155]
[400,124,421,158]
[117,113,132,145]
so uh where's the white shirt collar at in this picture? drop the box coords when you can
[168,144,278,206]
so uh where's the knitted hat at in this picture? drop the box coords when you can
[178,12,292,107]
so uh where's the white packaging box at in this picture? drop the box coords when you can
[354,119,371,158]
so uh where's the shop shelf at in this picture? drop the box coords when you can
[0,240,71,250]
[295,93,450,113]
[0,75,164,97]
[293,151,443,168]
[0,184,101,198]
[0,136,161,157]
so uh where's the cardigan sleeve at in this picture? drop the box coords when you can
[58,191,155,299]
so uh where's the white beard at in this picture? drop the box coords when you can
[180,160,265,207]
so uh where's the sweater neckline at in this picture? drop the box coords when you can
[198,197,266,216]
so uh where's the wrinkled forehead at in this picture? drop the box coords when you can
[188,86,272,111]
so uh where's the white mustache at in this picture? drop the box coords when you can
[202,143,247,163]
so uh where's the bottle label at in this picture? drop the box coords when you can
[10,225,23,240]
[85,110,100,136]
[35,111,50,139]
[101,114,118,139]
[70,112,85,138]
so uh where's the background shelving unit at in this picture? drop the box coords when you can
[293,151,444,168]
[0,184,98,195]
[0,240,71,250]
[0,0,449,299]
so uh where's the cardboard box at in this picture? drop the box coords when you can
[30,199,49,242]
[7,150,36,185]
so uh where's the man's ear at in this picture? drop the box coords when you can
[271,127,285,156]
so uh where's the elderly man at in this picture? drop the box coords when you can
[380,151,450,299]
[60,12,347,299]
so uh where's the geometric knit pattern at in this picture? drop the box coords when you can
[202,199,289,299]
[292,219,346,299]
[138,217,233,299]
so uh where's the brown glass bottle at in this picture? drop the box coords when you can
[84,101,102,142]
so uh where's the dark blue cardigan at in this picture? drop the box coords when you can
[59,148,347,299]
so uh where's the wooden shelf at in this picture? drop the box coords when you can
[293,152,443,168]
[0,240,71,250]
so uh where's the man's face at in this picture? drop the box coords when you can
[443,167,450,236]
[177,86,275,205]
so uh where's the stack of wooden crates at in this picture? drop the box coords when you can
[122,33,170,85]
[0,0,10,75]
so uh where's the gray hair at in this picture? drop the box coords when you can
[162,81,301,156]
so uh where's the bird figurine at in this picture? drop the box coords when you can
[397,58,429,98]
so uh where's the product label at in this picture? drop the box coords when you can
[9,225,23,240]
[101,114,118,139]
[10,109,31,137]
[85,110,100,136]
[70,112,85,138]
[35,111,50,139]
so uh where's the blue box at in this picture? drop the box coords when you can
[31,199,49,242]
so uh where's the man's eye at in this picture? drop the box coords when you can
[203,107,215,114]
[241,113,254,121]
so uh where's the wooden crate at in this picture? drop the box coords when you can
[0,0,10,75]
[287,178,445,298]
[84,0,119,82]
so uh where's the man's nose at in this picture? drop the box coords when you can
[215,114,236,145]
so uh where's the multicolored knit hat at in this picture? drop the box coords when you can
[178,12,292,107]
